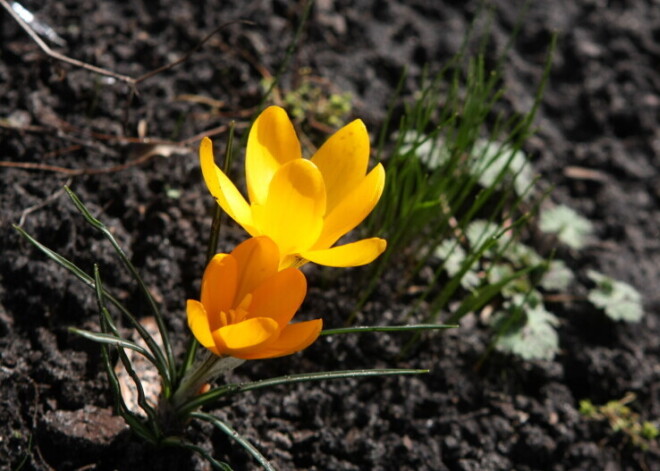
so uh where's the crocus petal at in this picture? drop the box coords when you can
[201,254,238,329]
[200,137,257,234]
[230,236,280,304]
[186,300,219,355]
[246,106,302,205]
[251,160,326,255]
[240,319,323,360]
[212,317,279,358]
[300,238,387,267]
[247,267,306,327]
[310,119,370,213]
[313,163,385,249]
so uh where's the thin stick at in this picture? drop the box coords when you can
[18,178,72,226]
[133,22,253,85]
[0,0,135,84]
[1,0,252,88]
[0,143,181,175]
[0,122,243,176]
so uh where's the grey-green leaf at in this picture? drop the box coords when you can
[539,205,592,250]
[587,270,644,322]
[540,260,575,291]
[494,293,560,361]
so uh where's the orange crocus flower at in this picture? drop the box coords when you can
[187,236,322,360]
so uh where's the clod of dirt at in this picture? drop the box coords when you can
[38,405,128,468]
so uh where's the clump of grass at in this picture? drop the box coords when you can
[354,18,645,361]
[352,28,555,358]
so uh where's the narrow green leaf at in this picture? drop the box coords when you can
[162,437,234,471]
[321,324,457,336]
[191,412,275,471]
[64,187,176,385]
[257,0,313,112]
[206,121,235,262]
[449,264,538,323]
[69,328,157,363]
[13,224,172,387]
[97,318,156,444]
[177,368,428,416]
[93,266,160,428]
[177,337,198,387]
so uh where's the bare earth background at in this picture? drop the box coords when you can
[1,0,659,470]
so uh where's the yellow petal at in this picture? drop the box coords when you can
[201,254,238,330]
[240,319,323,360]
[200,137,257,234]
[247,267,306,327]
[246,106,302,205]
[186,300,219,355]
[311,119,370,213]
[251,160,326,255]
[212,317,279,358]
[314,163,385,249]
[300,238,387,267]
[231,236,280,304]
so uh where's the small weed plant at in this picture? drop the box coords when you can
[580,393,659,451]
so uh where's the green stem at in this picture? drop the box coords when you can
[171,353,244,410]
[205,121,234,261]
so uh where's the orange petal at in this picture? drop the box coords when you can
[314,163,385,249]
[230,236,280,304]
[201,254,238,330]
[300,238,387,267]
[200,137,257,234]
[186,300,219,355]
[247,267,306,327]
[251,160,326,255]
[212,317,279,358]
[240,319,323,360]
[311,119,370,213]
[246,106,302,205]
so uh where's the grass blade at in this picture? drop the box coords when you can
[177,368,428,416]
[162,437,234,471]
[63,187,175,388]
[69,328,158,364]
[191,412,275,471]
[93,266,161,429]
[13,224,172,387]
[321,324,457,336]
[64,187,176,385]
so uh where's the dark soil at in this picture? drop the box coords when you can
[2,0,659,470]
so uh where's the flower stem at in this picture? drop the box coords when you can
[170,352,244,411]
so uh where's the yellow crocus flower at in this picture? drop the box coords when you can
[200,106,386,268]
[187,236,322,360]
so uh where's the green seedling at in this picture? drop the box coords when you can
[539,260,574,292]
[261,72,352,132]
[580,393,659,450]
[539,204,592,250]
[491,291,560,361]
[587,270,644,322]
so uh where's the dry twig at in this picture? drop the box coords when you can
[0,0,252,91]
